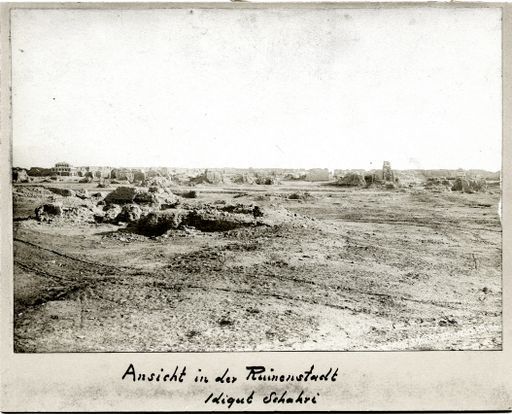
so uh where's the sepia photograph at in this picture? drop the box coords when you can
[9,6,503,354]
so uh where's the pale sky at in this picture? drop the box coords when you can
[11,7,502,171]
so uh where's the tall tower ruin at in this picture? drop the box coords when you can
[382,161,394,182]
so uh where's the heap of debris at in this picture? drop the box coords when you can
[424,177,452,192]
[232,174,255,185]
[35,201,103,224]
[104,186,179,208]
[31,182,320,239]
[336,173,366,187]
[255,176,279,185]
[12,168,31,183]
[48,187,76,197]
[144,176,173,188]
[132,203,295,236]
[283,173,306,181]
[190,170,224,185]
[451,177,488,193]
[288,191,315,201]
[35,203,64,221]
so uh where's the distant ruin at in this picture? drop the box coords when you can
[382,161,394,182]
[51,162,74,176]
[305,168,331,182]
[12,160,500,195]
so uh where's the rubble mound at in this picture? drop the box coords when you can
[288,191,315,201]
[337,173,366,187]
[48,187,76,197]
[35,202,102,224]
[13,186,53,201]
[96,203,154,224]
[132,202,314,236]
[424,177,452,192]
[251,194,278,202]
[451,178,487,193]
[132,203,265,236]
[104,186,179,207]
[219,204,264,217]
[133,170,146,183]
[13,169,30,183]
[116,204,144,223]
[102,204,122,222]
[75,189,90,199]
[283,173,306,181]
[111,169,134,183]
[255,176,278,185]
[186,209,256,232]
[232,174,255,185]
[179,190,198,199]
[144,177,173,188]
[35,203,63,221]
[60,206,100,223]
[190,170,224,185]
[134,209,191,236]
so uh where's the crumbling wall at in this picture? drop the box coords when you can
[190,170,224,185]
[232,174,255,185]
[383,161,394,182]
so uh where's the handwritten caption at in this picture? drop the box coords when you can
[121,364,338,408]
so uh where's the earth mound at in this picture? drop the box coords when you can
[288,191,315,201]
[336,173,366,187]
[48,187,76,197]
[451,178,488,193]
[131,202,305,236]
[13,169,30,183]
[104,186,179,207]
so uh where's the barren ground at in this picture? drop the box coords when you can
[12,181,502,352]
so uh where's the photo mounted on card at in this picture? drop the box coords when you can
[1,2,510,412]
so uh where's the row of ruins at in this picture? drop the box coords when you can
[14,161,499,182]
[12,161,499,194]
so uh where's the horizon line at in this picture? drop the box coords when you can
[12,164,502,173]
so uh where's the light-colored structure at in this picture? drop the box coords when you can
[51,162,75,176]
[76,166,112,179]
[305,168,331,182]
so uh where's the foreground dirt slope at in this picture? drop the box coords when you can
[13,184,501,351]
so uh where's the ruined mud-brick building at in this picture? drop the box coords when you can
[111,168,135,182]
[146,168,172,178]
[190,169,224,184]
[75,166,112,179]
[51,162,76,176]
[382,161,394,181]
[305,168,331,182]
[362,161,398,184]
[333,169,366,179]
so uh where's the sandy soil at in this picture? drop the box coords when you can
[12,182,502,352]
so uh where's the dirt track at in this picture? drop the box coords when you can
[13,183,502,352]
